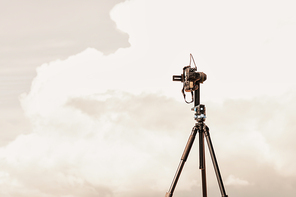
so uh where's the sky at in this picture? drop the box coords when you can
[1,0,296,196]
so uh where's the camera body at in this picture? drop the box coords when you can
[173,66,207,92]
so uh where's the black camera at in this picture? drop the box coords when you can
[173,65,207,92]
[172,54,207,104]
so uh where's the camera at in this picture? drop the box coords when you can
[173,65,207,92]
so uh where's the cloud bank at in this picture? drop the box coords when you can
[0,47,294,196]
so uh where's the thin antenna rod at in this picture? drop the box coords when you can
[189,53,197,69]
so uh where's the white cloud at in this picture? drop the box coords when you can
[1,0,296,197]
[225,175,250,186]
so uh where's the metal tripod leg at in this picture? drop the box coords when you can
[165,126,198,197]
[199,127,207,197]
[204,125,228,197]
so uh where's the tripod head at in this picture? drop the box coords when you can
[173,54,207,104]
[192,104,206,122]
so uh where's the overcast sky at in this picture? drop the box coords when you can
[1,0,296,197]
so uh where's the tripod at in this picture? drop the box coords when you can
[165,86,228,197]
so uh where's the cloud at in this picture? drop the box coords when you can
[225,175,250,186]
[1,90,191,196]
[3,67,296,197]
[1,0,296,196]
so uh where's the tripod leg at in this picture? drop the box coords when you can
[165,126,198,197]
[199,128,207,197]
[204,125,228,197]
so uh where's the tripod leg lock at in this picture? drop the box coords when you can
[181,126,198,161]
[203,125,209,135]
